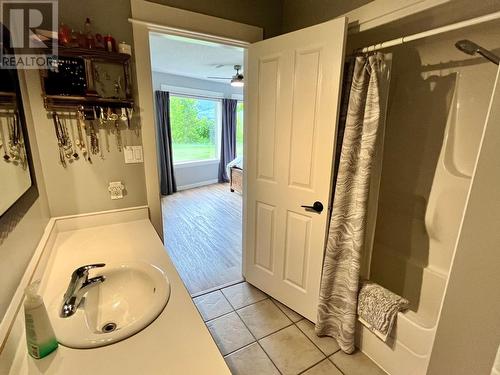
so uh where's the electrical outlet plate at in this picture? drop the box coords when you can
[133,146,143,162]
[124,146,134,163]
[124,146,143,163]
[108,181,125,200]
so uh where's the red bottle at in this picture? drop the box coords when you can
[104,34,116,52]
[58,23,70,46]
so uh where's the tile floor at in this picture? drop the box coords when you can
[193,281,387,375]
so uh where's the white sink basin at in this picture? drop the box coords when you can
[49,261,170,348]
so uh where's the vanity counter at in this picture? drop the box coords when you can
[4,210,230,375]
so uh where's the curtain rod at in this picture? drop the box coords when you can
[359,10,500,53]
[162,91,242,102]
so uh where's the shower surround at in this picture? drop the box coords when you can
[357,25,500,375]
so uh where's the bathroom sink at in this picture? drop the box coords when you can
[49,261,170,349]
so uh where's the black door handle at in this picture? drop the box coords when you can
[301,201,323,213]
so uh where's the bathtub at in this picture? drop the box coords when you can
[357,44,497,374]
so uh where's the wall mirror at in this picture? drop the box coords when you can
[0,25,35,216]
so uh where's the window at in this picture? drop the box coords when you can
[236,101,244,156]
[169,95,219,163]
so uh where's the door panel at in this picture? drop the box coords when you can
[244,18,347,321]
[254,201,276,273]
[256,56,280,182]
[284,210,311,290]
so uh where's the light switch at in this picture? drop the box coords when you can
[133,146,143,162]
[124,146,143,163]
[124,146,135,164]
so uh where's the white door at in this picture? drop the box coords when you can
[244,18,348,321]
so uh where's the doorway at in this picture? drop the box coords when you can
[149,32,245,296]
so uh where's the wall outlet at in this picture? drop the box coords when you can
[124,146,143,164]
[108,181,125,200]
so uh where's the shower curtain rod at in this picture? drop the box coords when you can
[359,11,500,53]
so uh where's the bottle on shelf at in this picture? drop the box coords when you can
[69,29,79,48]
[104,34,116,52]
[58,23,70,46]
[84,18,95,49]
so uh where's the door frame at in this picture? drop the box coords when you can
[129,0,262,239]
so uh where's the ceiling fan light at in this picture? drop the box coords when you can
[231,78,244,87]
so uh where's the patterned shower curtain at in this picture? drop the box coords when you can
[315,54,383,354]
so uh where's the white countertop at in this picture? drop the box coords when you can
[6,215,230,375]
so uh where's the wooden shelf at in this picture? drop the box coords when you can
[0,92,16,106]
[0,92,16,97]
[43,95,133,110]
[56,47,131,63]
[41,47,133,111]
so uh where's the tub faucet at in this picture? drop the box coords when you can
[60,263,106,318]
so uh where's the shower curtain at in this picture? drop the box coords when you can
[316,53,386,354]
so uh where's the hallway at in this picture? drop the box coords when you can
[162,183,243,295]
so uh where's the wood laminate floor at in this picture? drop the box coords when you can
[161,183,243,296]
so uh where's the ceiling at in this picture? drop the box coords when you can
[149,33,244,84]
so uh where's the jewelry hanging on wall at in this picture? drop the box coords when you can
[76,107,90,162]
[98,127,105,159]
[127,107,139,137]
[115,118,122,152]
[52,112,67,167]
[7,115,20,162]
[91,107,101,157]
[60,116,74,160]
[89,118,100,155]
[120,107,130,129]
[99,106,106,126]
[13,111,27,169]
[0,116,10,161]
[65,116,79,160]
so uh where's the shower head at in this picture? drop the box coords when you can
[455,39,500,65]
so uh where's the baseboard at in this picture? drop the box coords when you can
[177,179,219,191]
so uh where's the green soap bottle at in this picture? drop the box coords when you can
[24,282,58,359]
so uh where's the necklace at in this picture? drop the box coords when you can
[52,112,67,167]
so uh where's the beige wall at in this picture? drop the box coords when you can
[281,0,372,33]
[25,69,148,217]
[0,73,50,321]
[428,67,500,375]
[24,0,147,216]
[150,0,282,37]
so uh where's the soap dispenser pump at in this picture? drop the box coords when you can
[24,281,58,359]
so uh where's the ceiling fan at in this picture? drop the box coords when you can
[207,64,244,87]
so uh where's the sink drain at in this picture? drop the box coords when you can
[101,322,117,333]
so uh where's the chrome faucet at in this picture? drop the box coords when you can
[60,263,106,318]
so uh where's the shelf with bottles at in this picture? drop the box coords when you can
[55,47,131,63]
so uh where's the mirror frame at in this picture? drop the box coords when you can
[0,23,38,220]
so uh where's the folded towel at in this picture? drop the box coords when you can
[357,280,409,342]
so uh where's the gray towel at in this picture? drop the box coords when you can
[357,280,409,342]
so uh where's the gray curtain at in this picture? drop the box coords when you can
[155,90,177,195]
[315,54,383,354]
[218,98,237,183]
